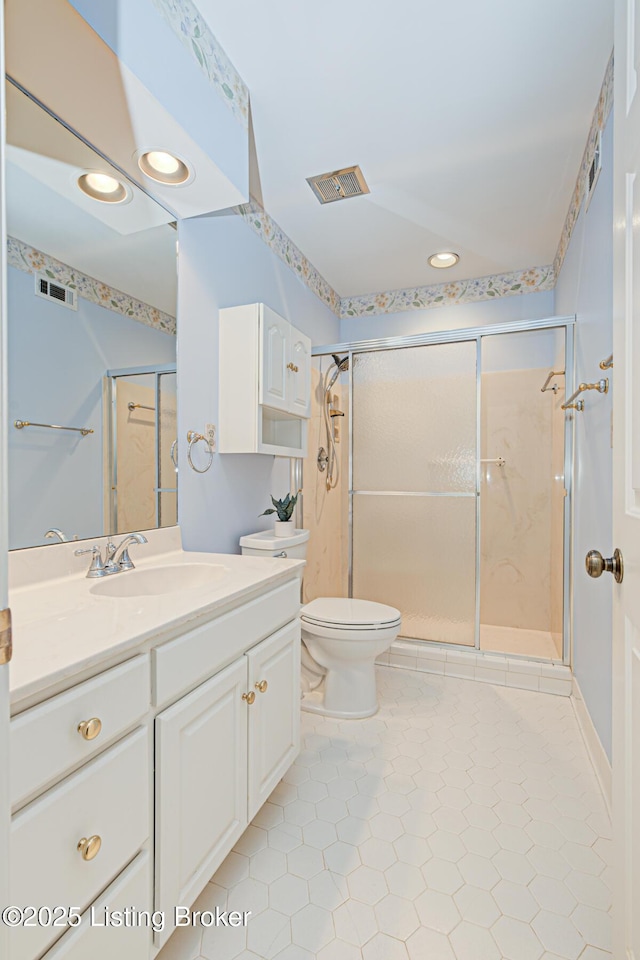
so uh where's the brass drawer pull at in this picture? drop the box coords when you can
[77,718,102,741]
[287,362,299,373]
[77,835,102,861]
[242,691,256,705]
[255,680,268,693]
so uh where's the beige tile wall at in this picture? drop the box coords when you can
[300,362,349,603]
[480,367,564,638]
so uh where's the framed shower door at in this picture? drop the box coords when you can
[351,341,478,646]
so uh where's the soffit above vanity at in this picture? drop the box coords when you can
[5,0,249,219]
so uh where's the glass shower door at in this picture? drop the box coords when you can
[351,342,478,645]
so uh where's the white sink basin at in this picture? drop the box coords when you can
[90,563,228,598]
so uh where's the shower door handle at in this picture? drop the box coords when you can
[585,548,624,583]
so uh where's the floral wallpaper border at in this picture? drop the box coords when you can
[7,237,176,336]
[553,51,614,278]
[233,199,342,315]
[340,265,556,318]
[151,0,249,129]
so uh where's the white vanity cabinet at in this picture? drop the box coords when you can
[8,568,302,960]
[219,302,312,456]
[154,616,301,947]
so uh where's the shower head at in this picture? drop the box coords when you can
[332,354,349,372]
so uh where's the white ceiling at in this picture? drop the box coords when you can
[197,0,613,296]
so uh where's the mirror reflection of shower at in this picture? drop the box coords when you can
[320,353,349,490]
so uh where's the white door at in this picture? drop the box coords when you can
[260,304,290,412]
[154,659,248,948]
[289,328,312,418]
[246,622,300,821]
[612,2,640,955]
[0,6,11,955]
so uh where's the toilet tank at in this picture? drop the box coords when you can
[239,529,309,560]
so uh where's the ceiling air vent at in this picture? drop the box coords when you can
[35,274,78,311]
[584,131,602,211]
[307,165,370,204]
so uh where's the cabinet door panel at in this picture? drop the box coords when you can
[246,622,301,820]
[155,659,247,948]
[260,305,289,411]
[290,328,312,418]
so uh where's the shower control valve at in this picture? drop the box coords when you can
[317,447,329,472]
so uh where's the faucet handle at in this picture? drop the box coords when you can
[74,545,107,578]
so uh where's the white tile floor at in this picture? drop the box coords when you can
[160,665,612,960]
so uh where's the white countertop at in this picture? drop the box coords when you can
[9,527,304,710]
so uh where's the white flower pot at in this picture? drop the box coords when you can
[274,520,295,537]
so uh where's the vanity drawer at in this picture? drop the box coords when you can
[10,655,150,808]
[39,852,151,960]
[10,727,150,960]
[153,578,301,706]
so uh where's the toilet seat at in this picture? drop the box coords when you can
[301,597,401,631]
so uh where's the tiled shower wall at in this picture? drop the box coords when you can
[480,366,564,656]
[301,359,349,602]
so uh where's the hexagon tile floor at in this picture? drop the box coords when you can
[160,665,612,960]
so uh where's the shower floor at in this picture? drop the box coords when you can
[480,623,562,660]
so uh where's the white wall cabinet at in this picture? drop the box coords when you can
[219,302,312,456]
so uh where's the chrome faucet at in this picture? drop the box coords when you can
[44,528,67,542]
[75,533,148,578]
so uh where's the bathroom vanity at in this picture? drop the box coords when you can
[7,528,303,959]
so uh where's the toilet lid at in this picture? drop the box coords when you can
[301,597,401,628]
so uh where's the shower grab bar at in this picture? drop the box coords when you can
[14,419,93,437]
[599,354,613,369]
[127,402,155,412]
[561,378,609,410]
[541,369,565,393]
[480,458,506,466]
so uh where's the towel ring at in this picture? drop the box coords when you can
[186,430,213,473]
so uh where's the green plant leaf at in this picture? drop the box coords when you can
[260,508,276,516]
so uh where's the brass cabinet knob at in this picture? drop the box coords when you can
[255,680,268,693]
[77,835,102,861]
[585,548,624,583]
[77,718,102,741]
[242,691,256,705]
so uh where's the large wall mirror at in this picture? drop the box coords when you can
[6,81,178,549]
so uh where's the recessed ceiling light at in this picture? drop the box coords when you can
[428,251,460,269]
[77,172,128,203]
[138,150,190,185]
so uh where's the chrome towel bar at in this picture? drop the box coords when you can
[14,419,93,437]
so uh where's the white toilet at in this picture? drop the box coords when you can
[239,529,401,718]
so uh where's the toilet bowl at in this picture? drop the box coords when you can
[300,598,401,718]
[239,530,401,719]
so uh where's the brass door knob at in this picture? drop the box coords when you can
[77,718,102,741]
[585,548,624,583]
[77,835,102,861]
[242,691,256,705]
[255,680,268,693]
[287,362,299,373]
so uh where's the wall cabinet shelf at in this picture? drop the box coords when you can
[219,303,311,456]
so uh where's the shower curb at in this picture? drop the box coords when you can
[377,639,572,696]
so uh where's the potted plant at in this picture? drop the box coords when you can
[261,492,299,537]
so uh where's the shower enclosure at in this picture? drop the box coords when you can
[304,317,573,663]
[105,364,177,534]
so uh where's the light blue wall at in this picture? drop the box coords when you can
[556,114,614,759]
[338,289,556,343]
[176,213,340,555]
[8,266,175,549]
